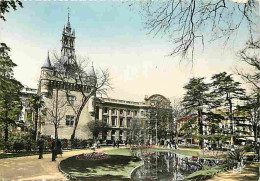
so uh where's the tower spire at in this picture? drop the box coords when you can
[61,9,75,65]
[67,7,70,24]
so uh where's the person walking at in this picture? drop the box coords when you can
[113,140,116,148]
[56,139,62,157]
[51,139,57,161]
[37,136,44,159]
[116,139,120,149]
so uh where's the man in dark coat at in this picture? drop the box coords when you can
[51,139,56,161]
[37,136,44,159]
[116,139,120,148]
[56,139,62,157]
[113,140,116,148]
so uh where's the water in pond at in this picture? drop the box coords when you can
[131,151,221,181]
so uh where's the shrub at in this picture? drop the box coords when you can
[13,141,24,152]
[0,138,5,150]
[62,139,69,149]
[244,144,254,152]
[4,137,15,152]
[71,139,80,148]
[226,149,245,168]
[23,137,37,151]
[80,140,88,148]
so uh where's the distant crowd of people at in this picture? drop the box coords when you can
[37,136,179,161]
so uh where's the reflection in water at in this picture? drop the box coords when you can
[131,151,221,181]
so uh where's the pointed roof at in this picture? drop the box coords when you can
[66,8,71,30]
[89,62,96,76]
[42,52,52,69]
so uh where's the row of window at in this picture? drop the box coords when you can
[64,115,144,127]
[103,117,131,127]
[103,108,146,116]
[65,115,131,127]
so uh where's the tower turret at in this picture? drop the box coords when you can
[61,8,76,65]
[40,52,53,96]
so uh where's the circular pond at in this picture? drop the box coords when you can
[59,152,140,180]
[131,151,221,181]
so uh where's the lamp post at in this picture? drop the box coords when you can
[156,112,158,146]
[257,107,260,163]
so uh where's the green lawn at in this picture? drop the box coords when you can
[185,164,228,180]
[59,148,142,180]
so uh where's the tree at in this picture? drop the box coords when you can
[127,117,144,145]
[0,0,23,21]
[171,97,187,146]
[182,77,210,148]
[210,72,245,145]
[133,0,258,61]
[204,111,225,150]
[146,100,172,145]
[0,43,23,142]
[179,116,198,145]
[87,120,108,141]
[236,39,260,160]
[237,39,260,91]
[45,90,68,139]
[53,55,111,141]
[28,94,44,140]
[237,94,259,153]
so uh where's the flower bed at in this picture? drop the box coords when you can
[144,152,153,157]
[76,151,109,161]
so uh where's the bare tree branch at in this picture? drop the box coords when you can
[51,53,112,140]
[132,0,258,62]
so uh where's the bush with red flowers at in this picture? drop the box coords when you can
[144,152,153,157]
[47,141,52,149]
[76,151,109,161]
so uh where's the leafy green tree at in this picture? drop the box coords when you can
[28,94,44,140]
[210,72,245,145]
[179,117,198,145]
[182,77,210,148]
[204,111,225,150]
[237,39,260,160]
[237,94,260,153]
[147,105,172,145]
[0,0,23,21]
[87,120,108,141]
[0,43,23,142]
[128,118,144,145]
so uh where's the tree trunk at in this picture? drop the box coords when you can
[4,121,8,142]
[198,110,203,149]
[71,100,88,140]
[4,105,9,142]
[227,96,234,145]
[34,109,38,141]
[55,125,58,140]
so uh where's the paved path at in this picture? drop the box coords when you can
[207,163,260,181]
[0,147,114,181]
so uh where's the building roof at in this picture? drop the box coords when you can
[42,52,52,69]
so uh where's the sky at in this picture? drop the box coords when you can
[0,1,256,102]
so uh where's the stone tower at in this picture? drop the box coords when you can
[39,12,94,140]
[61,9,76,65]
[40,52,53,96]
